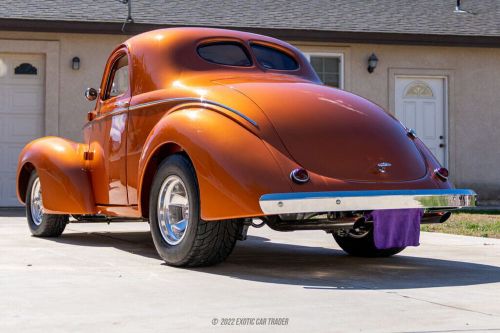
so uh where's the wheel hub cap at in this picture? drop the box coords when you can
[30,178,44,226]
[157,175,190,245]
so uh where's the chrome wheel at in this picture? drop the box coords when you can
[157,175,190,245]
[30,177,44,226]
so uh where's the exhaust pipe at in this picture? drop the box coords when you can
[266,216,367,231]
[421,211,452,224]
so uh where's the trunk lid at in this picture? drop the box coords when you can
[216,78,427,182]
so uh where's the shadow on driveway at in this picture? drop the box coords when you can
[0,208,25,217]
[46,230,500,290]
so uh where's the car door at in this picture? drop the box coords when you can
[86,49,131,205]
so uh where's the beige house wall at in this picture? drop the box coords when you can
[0,30,498,200]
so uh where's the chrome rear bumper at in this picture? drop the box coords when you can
[259,189,476,215]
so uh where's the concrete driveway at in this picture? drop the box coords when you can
[1,210,500,332]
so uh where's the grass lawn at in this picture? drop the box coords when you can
[421,210,500,239]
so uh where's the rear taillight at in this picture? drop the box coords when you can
[434,167,449,181]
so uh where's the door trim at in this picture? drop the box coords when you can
[389,68,453,171]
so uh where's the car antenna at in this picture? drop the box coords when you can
[117,0,134,33]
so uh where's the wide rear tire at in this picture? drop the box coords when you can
[333,227,405,257]
[26,171,68,237]
[149,154,242,267]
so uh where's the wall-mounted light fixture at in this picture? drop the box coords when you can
[367,53,378,73]
[72,57,80,70]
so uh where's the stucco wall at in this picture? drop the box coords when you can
[0,30,497,200]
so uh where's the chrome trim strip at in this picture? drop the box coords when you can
[259,189,477,214]
[128,97,200,110]
[129,97,258,127]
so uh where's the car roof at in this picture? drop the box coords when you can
[118,27,319,95]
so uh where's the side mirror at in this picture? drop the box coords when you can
[85,87,98,101]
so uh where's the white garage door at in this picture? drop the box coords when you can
[0,54,44,206]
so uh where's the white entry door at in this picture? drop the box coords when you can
[0,54,45,206]
[395,76,446,166]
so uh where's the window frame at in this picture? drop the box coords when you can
[304,52,344,89]
[102,52,130,101]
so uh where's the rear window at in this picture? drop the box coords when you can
[197,42,252,67]
[250,44,298,70]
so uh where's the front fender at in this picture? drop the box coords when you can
[17,137,96,214]
[138,108,292,220]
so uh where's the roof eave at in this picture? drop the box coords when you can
[1,18,500,48]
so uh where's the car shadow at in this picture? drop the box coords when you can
[48,229,500,290]
[0,208,25,217]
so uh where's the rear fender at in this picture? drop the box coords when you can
[17,137,97,214]
[138,108,291,220]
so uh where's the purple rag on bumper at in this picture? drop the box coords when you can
[366,209,424,249]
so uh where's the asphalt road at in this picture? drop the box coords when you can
[1,210,500,332]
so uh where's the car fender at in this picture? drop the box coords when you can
[17,136,96,214]
[137,108,292,221]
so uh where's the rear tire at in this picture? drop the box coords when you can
[333,227,405,257]
[26,171,68,237]
[149,154,242,267]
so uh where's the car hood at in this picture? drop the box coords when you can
[215,78,427,182]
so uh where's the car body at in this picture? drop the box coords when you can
[16,28,476,266]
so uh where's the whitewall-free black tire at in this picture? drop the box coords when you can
[149,154,242,267]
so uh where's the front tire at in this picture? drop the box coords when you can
[333,227,405,257]
[26,171,68,237]
[149,154,242,267]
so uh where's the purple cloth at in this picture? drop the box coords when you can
[366,209,424,249]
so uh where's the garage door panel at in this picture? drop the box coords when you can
[0,115,43,142]
[0,55,43,82]
[1,143,26,171]
[0,53,44,206]
[0,86,11,113]
[0,174,19,206]
[0,85,43,115]
[12,86,43,111]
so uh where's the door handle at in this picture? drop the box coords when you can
[439,143,446,148]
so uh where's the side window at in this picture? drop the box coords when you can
[105,55,129,99]
[197,42,252,67]
[250,43,298,70]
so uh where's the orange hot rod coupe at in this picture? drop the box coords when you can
[17,28,476,266]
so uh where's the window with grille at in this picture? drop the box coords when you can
[307,54,343,89]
